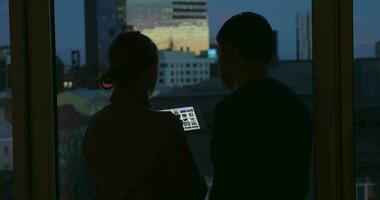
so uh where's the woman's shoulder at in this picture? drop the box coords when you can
[147,110,184,133]
[85,104,184,139]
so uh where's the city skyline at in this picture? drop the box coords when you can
[1,0,380,65]
[85,0,211,73]
[127,0,209,55]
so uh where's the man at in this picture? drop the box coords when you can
[210,12,312,199]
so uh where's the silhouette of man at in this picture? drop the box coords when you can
[209,12,312,199]
[83,32,207,200]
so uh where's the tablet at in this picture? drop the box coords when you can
[160,106,205,132]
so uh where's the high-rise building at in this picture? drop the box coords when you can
[0,46,11,91]
[376,40,380,58]
[127,0,210,55]
[272,31,279,61]
[296,10,312,60]
[85,0,127,74]
[85,0,209,75]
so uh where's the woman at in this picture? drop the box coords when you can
[83,31,207,200]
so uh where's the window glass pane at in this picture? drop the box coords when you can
[354,1,380,199]
[54,0,315,199]
[0,0,13,199]
[357,185,365,200]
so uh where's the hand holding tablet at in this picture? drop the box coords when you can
[159,106,205,132]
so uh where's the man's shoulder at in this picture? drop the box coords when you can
[215,93,237,113]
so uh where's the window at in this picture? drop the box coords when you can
[63,81,74,89]
[354,1,380,199]
[53,0,315,199]
[356,182,377,200]
[357,186,365,200]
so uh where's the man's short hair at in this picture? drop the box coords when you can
[217,12,275,65]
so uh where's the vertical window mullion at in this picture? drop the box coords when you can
[10,0,57,199]
[9,0,31,198]
[27,0,57,198]
[313,0,354,199]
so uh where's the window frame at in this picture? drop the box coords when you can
[313,0,355,199]
[10,0,58,199]
[8,0,355,199]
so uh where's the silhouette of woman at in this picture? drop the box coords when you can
[83,31,207,200]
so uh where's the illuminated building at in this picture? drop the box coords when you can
[85,0,210,75]
[157,51,213,88]
[127,0,210,55]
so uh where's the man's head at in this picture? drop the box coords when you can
[217,12,275,88]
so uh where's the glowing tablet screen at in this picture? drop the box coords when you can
[160,106,203,131]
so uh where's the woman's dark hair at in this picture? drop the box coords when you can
[217,12,275,65]
[100,31,158,89]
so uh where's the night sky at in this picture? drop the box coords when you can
[1,0,380,64]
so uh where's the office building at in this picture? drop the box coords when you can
[127,0,210,54]
[0,46,11,91]
[85,0,210,75]
[376,41,380,58]
[85,0,127,73]
[296,10,312,60]
[157,51,213,88]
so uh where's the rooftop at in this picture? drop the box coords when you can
[65,89,111,102]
